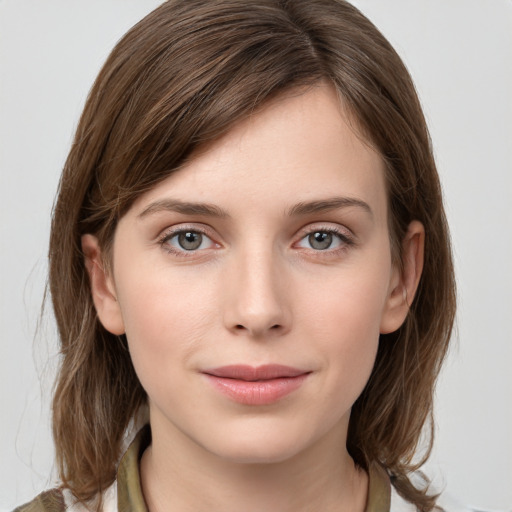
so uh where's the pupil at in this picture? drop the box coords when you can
[178,232,202,250]
[309,232,332,250]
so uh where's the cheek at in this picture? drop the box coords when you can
[296,262,391,394]
[114,265,218,387]
[300,255,391,339]
[310,285,382,366]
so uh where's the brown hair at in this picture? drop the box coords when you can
[49,1,455,509]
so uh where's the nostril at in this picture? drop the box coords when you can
[233,323,281,331]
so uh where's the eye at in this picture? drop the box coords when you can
[296,228,352,251]
[161,229,217,253]
[307,231,336,250]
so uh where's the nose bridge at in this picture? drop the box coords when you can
[224,240,290,337]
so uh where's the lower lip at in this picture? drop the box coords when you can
[204,374,309,405]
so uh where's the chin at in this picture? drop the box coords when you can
[209,438,305,465]
[197,419,322,465]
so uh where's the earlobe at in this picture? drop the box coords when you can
[81,234,125,335]
[380,220,425,334]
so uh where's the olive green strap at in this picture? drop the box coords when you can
[117,425,151,512]
[366,463,391,512]
[12,489,65,512]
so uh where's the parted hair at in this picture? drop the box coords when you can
[49,1,455,510]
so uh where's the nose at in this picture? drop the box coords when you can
[222,246,291,338]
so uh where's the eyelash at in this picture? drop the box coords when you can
[157,225,355,258]
[294,226,355,255]
[157,225,218,257]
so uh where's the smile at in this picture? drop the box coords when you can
[203,365,311,405]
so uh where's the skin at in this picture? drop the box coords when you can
[83,83,424,512]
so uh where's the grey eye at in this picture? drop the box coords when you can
[177,231,203,250]
[162,228,217,254]
[308,232,333,250]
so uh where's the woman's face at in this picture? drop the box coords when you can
[88,84,410,464]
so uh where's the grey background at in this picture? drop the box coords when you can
[1,1,511,510]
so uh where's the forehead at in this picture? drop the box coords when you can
[129,84,387,222]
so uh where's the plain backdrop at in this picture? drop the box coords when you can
[1,1,511,510]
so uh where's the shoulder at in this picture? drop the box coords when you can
[12,484,117,512]
[12,489,65,512]
[11,425,146,512]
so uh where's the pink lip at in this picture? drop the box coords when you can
[203,365,310,405]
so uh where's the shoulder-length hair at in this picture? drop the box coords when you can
[49,1,455,509]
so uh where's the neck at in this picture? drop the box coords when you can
[140,415,368,512]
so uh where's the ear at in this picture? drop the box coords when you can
[380,221,425,334]
[81,234,125,335]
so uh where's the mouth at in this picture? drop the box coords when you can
[202,365,311,405]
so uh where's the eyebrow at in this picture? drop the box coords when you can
[286,197,373,217]
[137,196,372,220]
[138,199,229,219]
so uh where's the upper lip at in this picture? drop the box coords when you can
[203,365,309,381]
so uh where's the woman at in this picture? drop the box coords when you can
[15,1,455,511]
